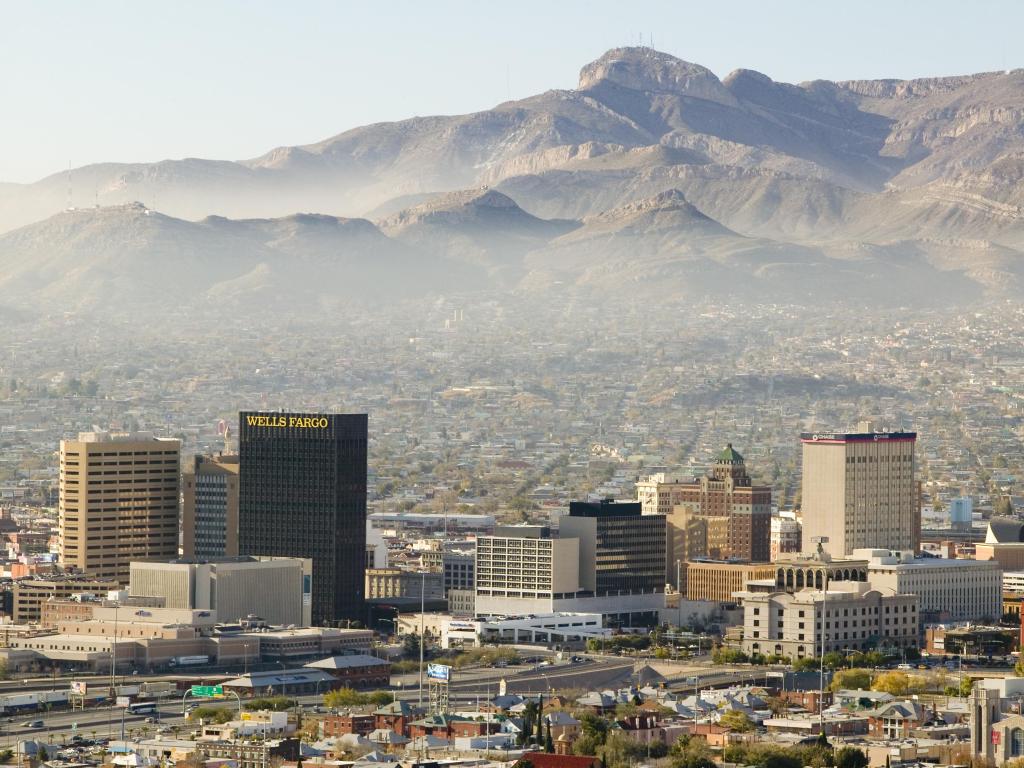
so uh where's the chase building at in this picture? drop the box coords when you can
[238,411,368,624]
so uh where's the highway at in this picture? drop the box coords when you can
[0,653,765,748]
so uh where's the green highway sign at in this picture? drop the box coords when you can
[191,685,224,698]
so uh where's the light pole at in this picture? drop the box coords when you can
[108,600,120,739]
[277,660,287,698]
[418,571,426,709]
[811,535,830,738]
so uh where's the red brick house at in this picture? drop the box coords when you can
[322,713,375,737]
[374,700,419,736]
[305,655,391,689]
[407,714,501,739]
[867,701,928,739]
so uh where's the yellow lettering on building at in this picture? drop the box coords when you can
[247,415,328,429]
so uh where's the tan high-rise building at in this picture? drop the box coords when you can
[800,425,917,557]
[59,431,181,584]
[637,444,771,586]
[181,454,239,559]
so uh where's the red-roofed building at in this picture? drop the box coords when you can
[517,752,600,768]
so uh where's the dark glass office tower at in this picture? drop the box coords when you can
[238,412,368,624]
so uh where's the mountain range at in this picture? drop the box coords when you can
[3,46,1024,312]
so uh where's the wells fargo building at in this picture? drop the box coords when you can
[238,412,368,624]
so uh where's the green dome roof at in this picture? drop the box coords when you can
[717,443,744,464]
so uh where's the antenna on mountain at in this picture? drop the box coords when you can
[66,161,72,210]
[506,64,511,102]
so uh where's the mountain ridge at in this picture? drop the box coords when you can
[4,47,1024,309]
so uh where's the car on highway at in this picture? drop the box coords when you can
[21,720,43,728]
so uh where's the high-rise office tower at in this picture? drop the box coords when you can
[560,500,665,596]
[238,412,368,624]
[801,423,917,556]
[636,444,771,585]
[181,454,239,559]
[59,431,181,584]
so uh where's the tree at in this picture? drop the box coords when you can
[323,688,393,708]
[830,668,872,692]
[38,747,49,762]
[597,732,647,768]
[579,712,609,741]
[1015,657,1024,678]
[0,750,12,763]
[723,744,805,768]
[402,633,422,659]
[793,657,819,672]
[835,747,869,768]
[300,717,321,741]
[766,696,789,717]
[573,712,609,755]
[191,706,234,724]
[996,496,1014,517]
[718,710,754,732]
[544,721,554,753]
[520,700,539,746]
[945,677,974,697]
[711,646,748,664]
[670,737,717,768]
[872,671,910,696]
[244,696,296,711]
[324,688,364,708]
[822,651,847,669]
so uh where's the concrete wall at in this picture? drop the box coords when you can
[801,442,848,555]
[215,558,311,626]
[129,562,195,609]
[559,517,596,591]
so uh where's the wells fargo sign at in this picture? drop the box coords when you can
[245,415,329,428]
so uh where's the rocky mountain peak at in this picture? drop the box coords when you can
[578,47,738,107]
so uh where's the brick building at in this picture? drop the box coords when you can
[637,444,771,586]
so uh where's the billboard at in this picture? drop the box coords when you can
[70,681,87,696]
[116,697,131,708]
[426,663,451,682]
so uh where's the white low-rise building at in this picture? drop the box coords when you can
[1004,571,1024,593]
[396,612,608,649]
[736,581,919,659]
[857,548,1002,623]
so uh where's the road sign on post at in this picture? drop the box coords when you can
[190,685,224,698]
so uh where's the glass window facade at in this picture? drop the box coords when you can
[238,412,367,624]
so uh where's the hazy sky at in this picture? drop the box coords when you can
[1,0,1020,183]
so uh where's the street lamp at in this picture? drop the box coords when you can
[811,535,830,738]
[277,660,287,698]
[418,571,426,709]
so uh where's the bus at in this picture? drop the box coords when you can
[127,701,157,715]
